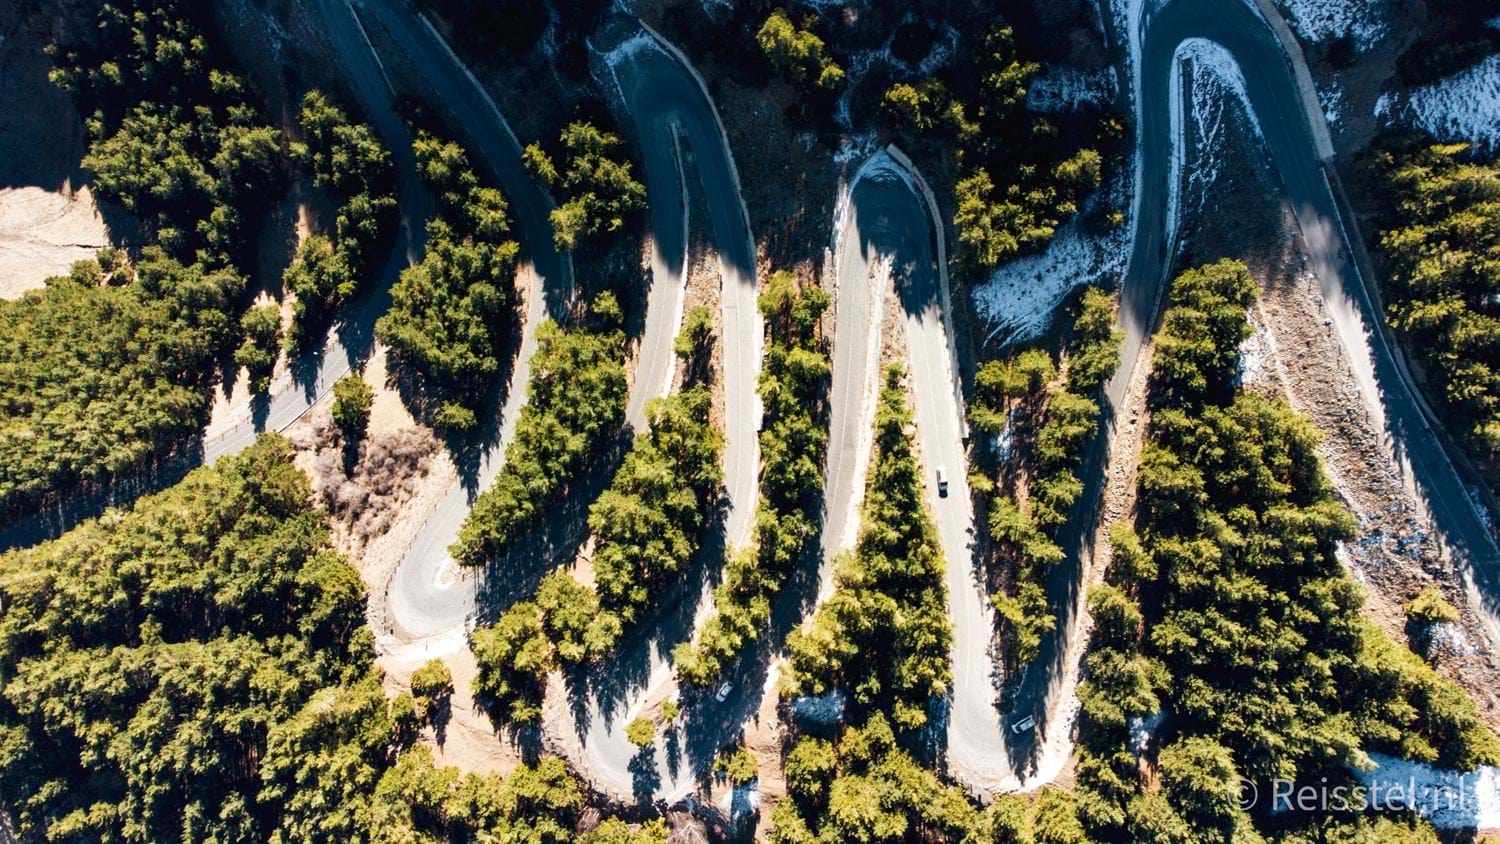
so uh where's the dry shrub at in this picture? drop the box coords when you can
[300,415,439,547]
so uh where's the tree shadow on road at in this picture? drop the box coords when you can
[469,426,635,626]
[562,494,729,732]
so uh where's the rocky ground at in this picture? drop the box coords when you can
[1249,227,1500,725]
[0,185,113,296]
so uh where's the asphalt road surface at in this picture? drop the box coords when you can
[832,149,1025,791]
[354,0,576,640]
[567,16,762,802]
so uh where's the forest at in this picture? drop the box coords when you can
[283,91,397,354]
[376,130,518,431]
[473,329,725,724]
[0,435,604,842]
[1066,260,1497,842]
[589,386,723,628]
[676,270,832,687]
[451,293,628,566]
[757,9,847,93]
[977,286,1122,667]
[0,251,240,517]
[1367,138,1500,470]
[47,0,284,268]
[866,20,1107,277]
[0,0,296,519]
[772,366,983,841]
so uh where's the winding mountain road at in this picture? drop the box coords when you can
[817,0,1500,800]
[830,147,1022,790]
[351,0,577,641]
[564,16,762,802]
[9,0,1496,811]
[988,0,1500,797]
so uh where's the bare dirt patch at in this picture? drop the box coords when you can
[382,646,529,777]
[0,0,130,295]
[0,186,112,296]
[676,242,726,428]
[284,348,456,592]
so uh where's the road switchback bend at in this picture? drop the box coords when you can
[1123,0,1500,648]
[565,17,762,802]
[354,0,577,641]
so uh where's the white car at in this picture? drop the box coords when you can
[1010,715,1037,735]
[936,466,948,497]
[715,682,735,702]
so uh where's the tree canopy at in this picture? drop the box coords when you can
[677,270,831,687]
[473,385,723,724]
[1068,260,1497,842]
[284,91,397,352]
[590,386,724,627]
[884,21,1108,274]
[523,122,646,252]
[1368,138,1500,464]
[977,286,1121,666]
[0,251,241,518]
[0,434,645,841]
[376,131,518,430]
[452,294,628,566]
[49,0,286,267]
[783,365,952,731]
[757,10,846,93]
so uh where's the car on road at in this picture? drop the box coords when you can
[936,466,948,497]
[715,682,734,702]
[1010,715,1036,735]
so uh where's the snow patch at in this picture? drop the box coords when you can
[833,131,880,169]
[1354,754,1500,829]
[834,48,882,130]
[1319,79,1344,126]
[1433,621,1479,657]
[831,16,955,129]
[992,407,1019,462]
[1027,66,1117,114]
[1128,710,1165,757]
[886,18,959,78]
[718,784,762,818]
[1469,485,1495,534]
[790,690,847,725]
[1237,321,1277,386]
[1376,53,1500,152]
[969,208,1129,348]
[698,0,733,19]
[595,29,655,68]
[1335,540,1368,584]
[1279,0,1388,51]
[1168,38,1265,251]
